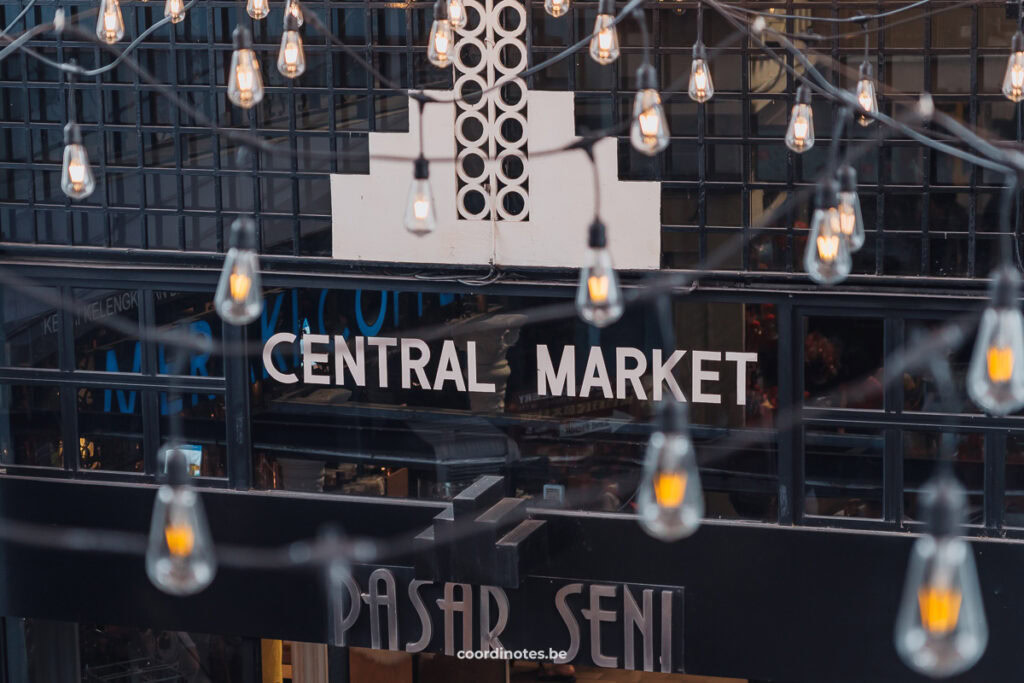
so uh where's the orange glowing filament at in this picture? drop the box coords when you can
[792,116,808,145]
[653,472,687,508]
[164,523,196,557]
[229,271,252,302]
[858,82,874,112]
[587,275,609,303]
[987,346,1014,383]
[638,108,660,138]
[816,234,839,262]
[693,66,708,96]
[1013,61,1024,90]
[917,587,962,634]
[839,204,856,236]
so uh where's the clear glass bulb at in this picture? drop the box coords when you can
[576,246,623,327]
[215,246,263,325]
[285,0,304,25]
[427,19,454,68]
[247,0,269,19]
[61,143,96,200]
[277,30,306,78]
[164,0,186,23]
[895,534,987,678]
[837,190,865,252]
[96,0,125,44]
[227,47,264,109]
[146,484,217,596]
[967,305,1024,415]
[544,0,569,18]
[630,88,669,155]
[688,58,714,103]
[856,78,878,126]
[804,206,852,285]
[637,429,704,541]
[447,0,467,29]
[1004,51,1024,102]
[589,15,620,65]
[405,179,437,235]
[784,103,814,153]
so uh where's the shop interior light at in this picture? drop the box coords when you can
[575,219,624,327]
[637,400,704,541]
[215,217,264,325]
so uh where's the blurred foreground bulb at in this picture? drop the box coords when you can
[967,267,1024,415]
[61,123,96,200]
[836,164,865,252]
[804,181,851,285]
[215,217,263,325]
[576,219,623,327]
[227,27,264,108]
[630,64,669,155]
[405,157,437,235]
[855,61,878,126]
[146,447,217,596]
[688,43,713,103]
[277,14,306,78]
[247,0,269,20]
[1003,31,1024,102]
[544,0,569,18]
[637,401,703,541]
[895,477,987,678]
[428,0,454,68]
[285,0,303,25]
[447,0,467,29]
[96,0,124,43]
[784,84,814,153]
[589,0,619,65]
[164,0,186,23]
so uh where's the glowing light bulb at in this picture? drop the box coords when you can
[405,157,436,235]
[1003,32,1024,102]
[589,2,620,66]
[630,65,669,155]
[967,267,1024,415]
[285,0,303,25]
[146,447,217,596]
[447,0,467,29]
[687,43,713,103]
[277,16,306,78]
[784,85,814,153]
[215,217,263,325]
[164,0,186,23]
[96,0,124,44]
[544,0,569,18]
[61,123,96,200]
[637,401,703,541]
[428,0,455,68]
[836,165,865,252]
[804,182,851,285]
[576,220,624,327]
[855,61,878,126]
[227,27,264,109]
[247,0,269,20]
[895,477,987,678]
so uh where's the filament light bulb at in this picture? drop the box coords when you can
[247,0,269,20]
[836,165,865,252]
[804,182,851,285]
[405,157,437,235]
[589,0,620,66]
[544,0,569,18]
[96,0,125,44]
[61,123,96,200]
[428,0,455,68]
[855,61,878,126]
[784,85,814,153]
[687,43,713,103]
[895,477,987,678]
[630,64,669,155]
[227,27,264,109]
[637,401,703,541]
[164,0,186,23]
[1003,31,1024,102]
[576,220,624,327]
[447,0,467,29]
[277,15,306,78]
[146,447,217,596]
[285,0,303,25]
[215,217,264,325]
[967,267,1024,415]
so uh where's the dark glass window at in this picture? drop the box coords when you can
[803,316,884,410]
[154,291,223,377]
[0,286,59,368]
[73,289,142,374]
[903,431,984,524]
[804,426,883,519]
[0,384,62,468]
[77,385,145,473]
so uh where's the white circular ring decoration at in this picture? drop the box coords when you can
[456,148,490,185]
[495,185,529,222]
[488,0,526,38]
[454,73,489,111]
[490,36,528,76]
[458,0,487,37]
[494,149,528,186]
[452,35,488,74]
[494,76,527,113]
[493,110,528,149]
[454,109,491,148]
[457,183,492,220]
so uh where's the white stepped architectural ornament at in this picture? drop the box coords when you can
[329,1,661,269]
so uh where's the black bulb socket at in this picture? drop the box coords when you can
[815,179,839,209]
[858,60,873,81]
[795,83,812,106]
[414,156,429,180]
[284,13,301,32]
[233,25,253,50]
[692,41,707,61]
[64,121,82,145]
[659,399,689,435]
[922,475,966,538]
[434,0,449,21]
[229,216,258,250]
[837,164,857,193]
[165,448,190,488]
[636,63,657,91]
[1013,30,1024,54]
[991,265,1022,309]
[588,219,607,249]
[597,0,615,16]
